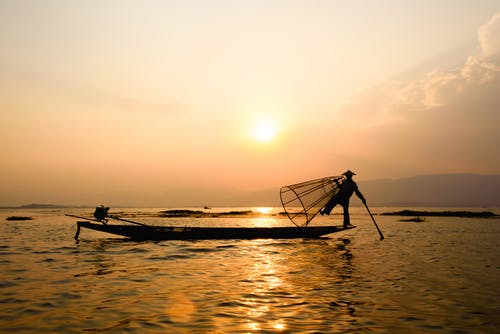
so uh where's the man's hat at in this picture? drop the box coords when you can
[342,170,356,177]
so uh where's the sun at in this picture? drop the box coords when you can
[251,118,278,143]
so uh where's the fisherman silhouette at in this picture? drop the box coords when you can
[320,170,366,228]
[93,205,110,222]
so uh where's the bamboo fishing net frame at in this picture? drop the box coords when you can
[280,176,343,227]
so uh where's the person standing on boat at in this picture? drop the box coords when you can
[320,170,366,228]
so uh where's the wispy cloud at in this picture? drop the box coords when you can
[478,12,500,58]
[335,12,500,176]
[101,96,189,115]
[343,11,500,115]
[0,65,189,115]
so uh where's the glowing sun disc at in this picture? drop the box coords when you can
[251,119,278,142]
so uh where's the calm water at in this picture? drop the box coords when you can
[1,207,499,333]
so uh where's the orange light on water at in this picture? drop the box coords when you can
[272,320,286,331]
[247,321,261,331]
[255,207,273,214]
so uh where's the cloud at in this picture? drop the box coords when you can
[334,12,500,177]
[343,11,500,115]
[418,12,500,108]
[420,15,500,108]
[103,96,189,115]
[0,64,189,115]
[478,12,500,58]
[420,56,499,108]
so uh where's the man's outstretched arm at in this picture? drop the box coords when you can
[355,188,366,204]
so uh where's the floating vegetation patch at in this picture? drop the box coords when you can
[382,210,498,218]
[217,210,252,216]
[6,216,33,221]
[158,210,204,217]
[158,209,275,218]
[399,217,426,223]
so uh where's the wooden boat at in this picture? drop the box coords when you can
[67,214,354,241]
[74,221,353,241]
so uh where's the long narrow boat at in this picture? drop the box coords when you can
[75,221,351,240]
[68,214,354,241]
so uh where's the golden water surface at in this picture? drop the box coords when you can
[1,207,499,333]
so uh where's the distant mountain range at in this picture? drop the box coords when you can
[358,174,500,207]
[158,173,500,207]
[4,174,499,208]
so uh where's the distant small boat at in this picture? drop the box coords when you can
[66,214,354,241]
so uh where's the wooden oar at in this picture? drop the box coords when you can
[65,213,102,223]
[65,213,148,226]
[107,215,148,226]
[364,203,385,240]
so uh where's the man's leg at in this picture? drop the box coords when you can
[342,204,350,228]
[321,197,338,215]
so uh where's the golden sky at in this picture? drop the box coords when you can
[1,1,499,206]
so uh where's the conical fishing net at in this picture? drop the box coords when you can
[280,176,343,227]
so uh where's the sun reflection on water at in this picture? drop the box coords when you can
[272,320,286,330]
[249,217,278,227]
[254,207,273,214]
[164,292,196,323]
[247,320,261,331]
[241,242,288,332]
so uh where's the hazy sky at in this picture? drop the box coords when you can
[1,1,499,205]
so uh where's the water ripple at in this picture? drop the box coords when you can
[0,208,499,333]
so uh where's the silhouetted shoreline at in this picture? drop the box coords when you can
[381,210,498,218]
